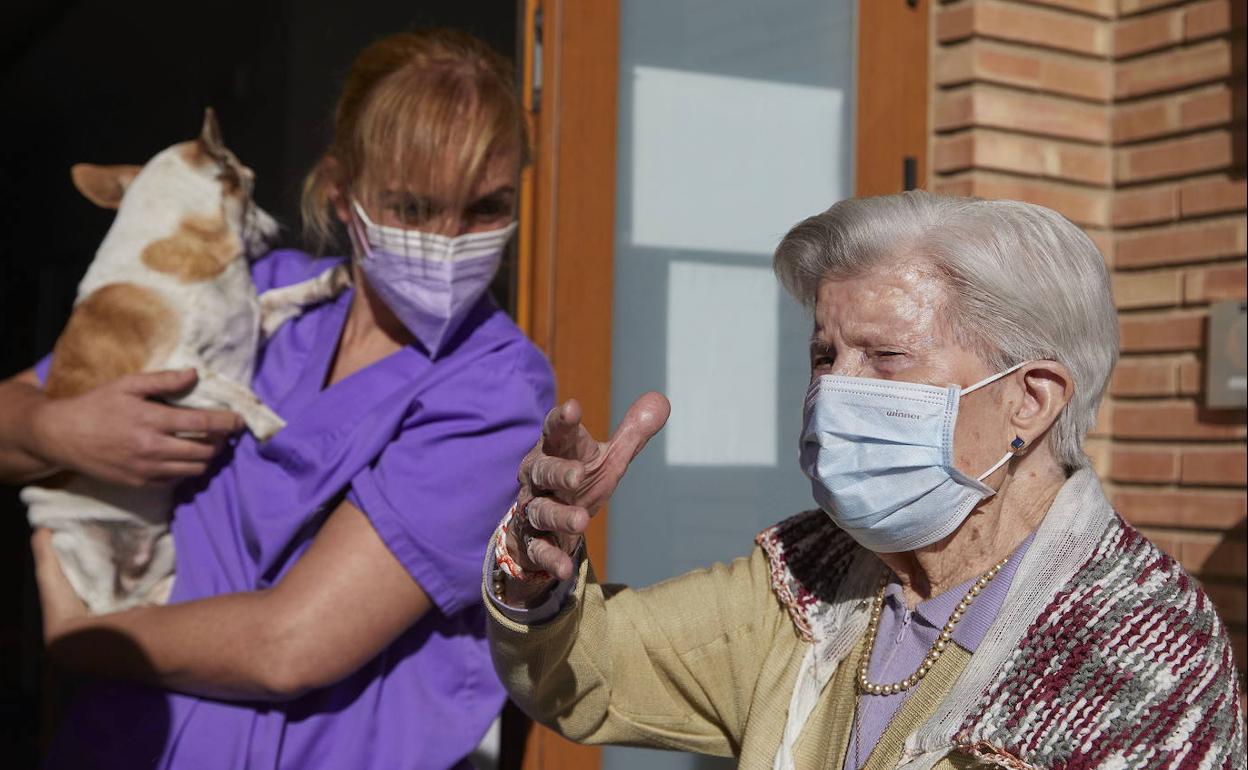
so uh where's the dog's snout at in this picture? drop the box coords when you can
[245,206,280,259]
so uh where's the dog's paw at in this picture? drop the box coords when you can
[247,406,287,441]
[259,304,300,339]
[326,262,352,294]
[147,574,176,606]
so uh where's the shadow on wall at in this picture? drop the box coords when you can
[1197,516,1248,673]
[1191,309,1247,676]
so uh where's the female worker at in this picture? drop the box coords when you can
[0,29,552,769]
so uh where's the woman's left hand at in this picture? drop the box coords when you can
[31,529,87,644]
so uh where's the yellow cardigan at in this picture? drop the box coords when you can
[487,471,1248,768]
[485,548,972,769]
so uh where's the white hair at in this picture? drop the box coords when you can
[773,190,1118,472]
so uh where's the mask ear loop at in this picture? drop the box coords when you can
[962,359,1030,396]
[346,199,373,261]
[351,198,376,228]
[964,361,1032,483]
[976,438,1026,482]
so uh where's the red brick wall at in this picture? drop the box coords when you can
[931,0,1247,680]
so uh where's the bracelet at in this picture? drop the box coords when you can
[493,501,552,584]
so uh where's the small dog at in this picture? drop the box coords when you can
[23,109,349,613]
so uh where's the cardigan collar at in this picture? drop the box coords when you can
[758,468,1119,770]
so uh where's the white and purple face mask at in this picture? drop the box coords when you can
[349,199,516,356]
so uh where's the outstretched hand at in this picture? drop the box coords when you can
[508,391,670,581]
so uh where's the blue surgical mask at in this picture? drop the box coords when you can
[799,361,1029,553]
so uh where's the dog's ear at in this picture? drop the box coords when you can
[71,163,142,209]
[200,107,225,153]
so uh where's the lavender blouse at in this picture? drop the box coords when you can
[38,250,555,769]
[845,533,1034,767]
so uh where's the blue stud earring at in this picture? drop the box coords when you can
[1010,436,1027,452]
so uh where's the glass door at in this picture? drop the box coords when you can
[514,1,928,766]
[605,2,858,768]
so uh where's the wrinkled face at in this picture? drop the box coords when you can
[810,259,1022,480]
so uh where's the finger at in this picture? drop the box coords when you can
[153,405,244,437]
[526,536,576,581]
[31,529,87,636]
[30,528,55,568]
[517,446,539,488]
[143,433,218,463]
[525,497,589,535]
[147,460,212,481]
[541,399,584,458]
[120,368,199,398]
[31,530,73,594]
[529,455,584,494]
[173,433,229,453]
[603,391,671,463]
[199,434,229,454]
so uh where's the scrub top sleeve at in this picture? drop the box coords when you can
[347,353,553,617]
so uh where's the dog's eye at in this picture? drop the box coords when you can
[215,167,241,192]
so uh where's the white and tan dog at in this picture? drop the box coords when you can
[23,109,349,613]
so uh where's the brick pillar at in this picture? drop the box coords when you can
[931,0,1246,680]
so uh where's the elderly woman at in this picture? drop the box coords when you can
[483,191,1245,769]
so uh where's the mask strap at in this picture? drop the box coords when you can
[346,200,372,259]
[965,361,1031,484]
[962,360,1030,396]
[351,198,379,228]
[975,449,1015,482]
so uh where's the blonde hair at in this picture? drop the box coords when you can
[301,29,527,250]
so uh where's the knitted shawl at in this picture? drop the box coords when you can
[756,469,1246,770]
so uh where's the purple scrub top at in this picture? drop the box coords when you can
[38,250,555,770]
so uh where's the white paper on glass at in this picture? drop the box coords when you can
[630,65,845,255]
[665,260,779,466]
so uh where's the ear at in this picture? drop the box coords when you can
[320,157,352,226]
[1009,361,1075,449]
[71,163,142,209]
[200,107,224,152]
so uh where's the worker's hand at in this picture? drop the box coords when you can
[30,369,243,487]
[508,392,670,582]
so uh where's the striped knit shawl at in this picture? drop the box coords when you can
[757,469,1246,770]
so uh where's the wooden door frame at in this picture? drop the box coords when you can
[516,0,619,566]
[515,1,619,766]
[855,0,930,196]
[512,1,928,767]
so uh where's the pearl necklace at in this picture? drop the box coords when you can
[856,556,1009,696]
